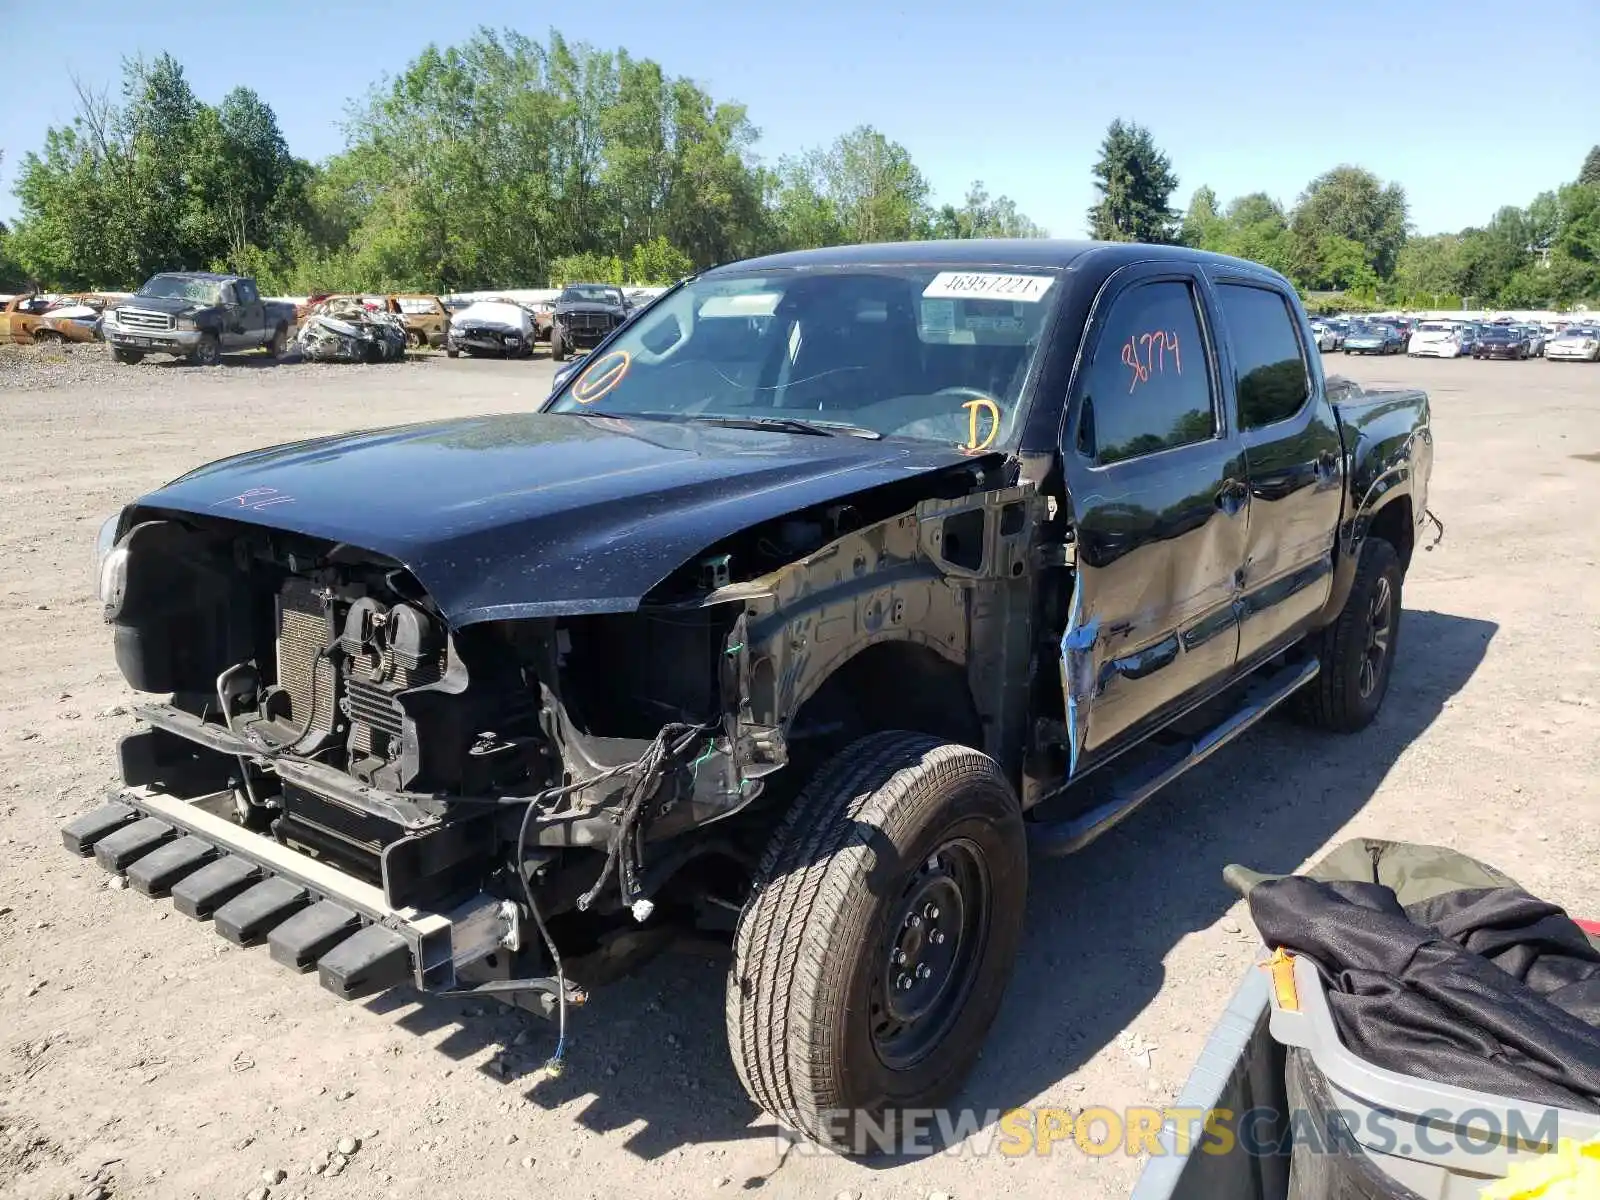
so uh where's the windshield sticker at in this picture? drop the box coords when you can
[960,397,1003,454]
[1121,331,1182,392]
[922,299,956,333]
[923,272,1054,303]
[571,350,632,404]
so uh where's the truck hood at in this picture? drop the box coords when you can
[133,412,978,625]
[116,295,207,317]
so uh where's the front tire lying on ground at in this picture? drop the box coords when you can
[1295,536,1402,733]
[727,732,1027,1154]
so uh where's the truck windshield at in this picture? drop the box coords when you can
[560,286,624,305]
[138,275,224,305]
[545,267,1061,451]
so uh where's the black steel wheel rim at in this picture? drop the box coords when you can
[869,837,991,1071]
[1359,574,1393,698]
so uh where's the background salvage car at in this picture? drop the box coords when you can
[1545,324,1600,361]
[447,299,535,357]
[103,272,295,365]
[40,295,114,342]
[69,240,1435,1155]
[1472,324,1531,359]
[550,282,630,361]
[0,294,57,343]
[391,294,451,348]
[1406,320,1465,357]
[1343,320,1405,354]
[296,296,408,363]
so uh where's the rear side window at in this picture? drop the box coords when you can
[1216,284,1310,429]
[1077,280,1215,466]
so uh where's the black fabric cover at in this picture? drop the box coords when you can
[1248,875,1600,1111]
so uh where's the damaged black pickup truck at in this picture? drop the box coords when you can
[67,241,1434,1152]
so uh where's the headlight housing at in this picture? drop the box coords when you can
[175,314,198,331]
[94,513,127,611]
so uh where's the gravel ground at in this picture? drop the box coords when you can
[1,348,1597,1200]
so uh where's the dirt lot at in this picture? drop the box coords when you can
[2,344,1597,1200]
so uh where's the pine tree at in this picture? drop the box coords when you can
[1087,119,1179,243]
[1580,146,1600,188]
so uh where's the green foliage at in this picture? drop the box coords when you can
[626,235,692,284]
[9,55,308,289]
[549,251,625,286]
[1087,119,1179,243]
[1179,186,1221,248]
[770,125,935,248]
[1179,186,1293,275]
[1580,146,1600,188]
[1289,166,1408,286]
[929,182,1047,240]
[4,33,1044,295]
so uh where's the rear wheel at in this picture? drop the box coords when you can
[551,327,568,362]
[727,732,1027,1154]
[266,325,288,360]
[1294,537,1402,733]
[406,329,424,349]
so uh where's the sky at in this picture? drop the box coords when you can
[2,1,1596,239]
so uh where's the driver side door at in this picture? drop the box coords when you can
[1057,264,1249,772]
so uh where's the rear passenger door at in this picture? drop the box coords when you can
[1209,276,1343,665]
[1059,264,1249,767]
[234,279,266,345]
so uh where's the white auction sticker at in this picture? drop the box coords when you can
[922,271,1055,303]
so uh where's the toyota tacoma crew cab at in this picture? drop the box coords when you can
[66,240,1434,1152]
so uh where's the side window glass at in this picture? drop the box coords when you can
[1216,283,1310,429]
[1077,280,1214,466]
[236,280,259,304]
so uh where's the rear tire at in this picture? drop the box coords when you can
[1294,537,1402,733]
[266,324,288,360]
[726,732,1027,1154]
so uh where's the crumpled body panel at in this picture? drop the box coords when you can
[296,302,408,364]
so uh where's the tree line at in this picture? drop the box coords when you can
[0,30,1041,295]
[3,34,1594,310]
[1089,119,1600,310]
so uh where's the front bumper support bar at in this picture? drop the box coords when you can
[62,786,518,1004]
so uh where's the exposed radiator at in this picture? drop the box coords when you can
[276,580,336,734]
[344,645,446,758]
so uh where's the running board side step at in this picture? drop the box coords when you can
[1028,658,1319,857]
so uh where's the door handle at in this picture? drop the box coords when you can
[1215,479,1248,513]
